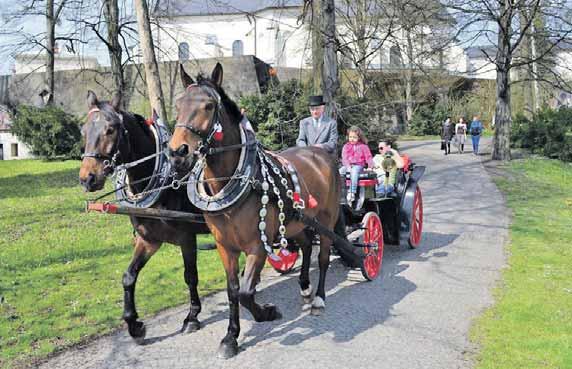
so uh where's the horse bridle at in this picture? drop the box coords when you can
[81,107,128,174]
[174,84,223,157]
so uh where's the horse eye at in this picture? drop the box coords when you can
[205,102,214,111]
[105,127,115,135]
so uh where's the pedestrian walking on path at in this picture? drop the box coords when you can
[455,117,467,154]
[470,115,484,155]
[441,117,455,155]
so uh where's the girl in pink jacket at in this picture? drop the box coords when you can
[339,126,373,203]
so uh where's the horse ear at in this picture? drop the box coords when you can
[180,64,194,88]
[87,90,98,108]
[211,62,223,87]
[110,93,122,111]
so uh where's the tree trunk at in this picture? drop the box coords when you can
[322,0,339,118]
[404,29,414,123]
[529,19,541,112]
[103,0,125,107]
[493,68,512,161]
[45,0,56,105]
[134,0,168,121]
[492,1,513,161]
[312,0,323,94]
[355,0,367,98]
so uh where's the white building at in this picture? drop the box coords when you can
[14,51,100,74]
[465,43,572,82]
[465,46,498,80]
[0,106,33,160]
[152,0,468,74]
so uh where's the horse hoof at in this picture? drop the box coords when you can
[310,296,325,316]
[181,319,201,333]
[300,286,313,305]
[217,340,239,359]
[263,303,282,321]
[311,306,324,316]
[128,321,146,344]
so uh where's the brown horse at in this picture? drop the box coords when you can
[79,91,210,343]
[168,63,342,358]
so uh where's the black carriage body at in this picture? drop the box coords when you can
[338,164,425,247]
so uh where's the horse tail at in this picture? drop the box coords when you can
[334,208,347,241]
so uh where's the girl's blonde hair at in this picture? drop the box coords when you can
[347,125,368,144]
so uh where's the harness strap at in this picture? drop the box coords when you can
[207,139,257,155]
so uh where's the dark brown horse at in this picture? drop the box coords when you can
[79,91,210,343]
[168,63,342,358]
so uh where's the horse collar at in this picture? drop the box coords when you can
[186,125,258,213]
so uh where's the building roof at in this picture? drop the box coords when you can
[154,0,304,17]
[465,46,497,59]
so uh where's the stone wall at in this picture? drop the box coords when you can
[4,55,270,119]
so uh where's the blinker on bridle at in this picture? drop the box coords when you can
[81,107,127,174]
[174,84,224,157]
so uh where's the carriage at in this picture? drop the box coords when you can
[267,155,425,281]
[81,63,426,357]
[86,140,425,284]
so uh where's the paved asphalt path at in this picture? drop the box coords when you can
[40,139,508,369]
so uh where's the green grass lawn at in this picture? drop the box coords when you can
[0,160,224,369]
[472,158,572,369]
[396,134,441,141]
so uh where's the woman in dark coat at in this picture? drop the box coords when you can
[441,117,455,155]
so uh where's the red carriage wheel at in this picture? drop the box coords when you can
[360,212,384,281]
[408,186,423,248]
[267,248,299,274]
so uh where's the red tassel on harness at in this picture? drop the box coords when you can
[293,192,301,203]
[213,122,224,141]
[144,118,153,126]
[307,194,318,208]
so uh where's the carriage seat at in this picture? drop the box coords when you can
[345,170,377,187]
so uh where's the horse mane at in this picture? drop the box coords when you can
[196,74,242,123]
[98,101,153,141]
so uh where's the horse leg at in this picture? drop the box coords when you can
[217,246,241,359]
[295,230,314,308]
[311,234,332,316]
[239,252,282,322]
[123,236,159,344]
[180,236,201,333]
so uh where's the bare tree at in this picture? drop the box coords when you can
[446,0,572,160]
[0,0,84,104]
[322,0,340,117]
[134,0,167,120]
[102,0,125,104]
[336,0,394,98]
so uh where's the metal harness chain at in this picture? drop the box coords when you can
[257,150,290,260]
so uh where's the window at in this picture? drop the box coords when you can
[178,42,189,62]
[205,35,217,45]
[274,31,290,66]
[389,45,403,67]
[11,143,18,157]
[0,144,3,160]
[232,40,244,56]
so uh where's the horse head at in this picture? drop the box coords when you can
[79,90,126,191]
[169,63,242,173]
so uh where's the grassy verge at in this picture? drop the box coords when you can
[396,135,441,141]
[0,160,224,369]
[472,158,572,368]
